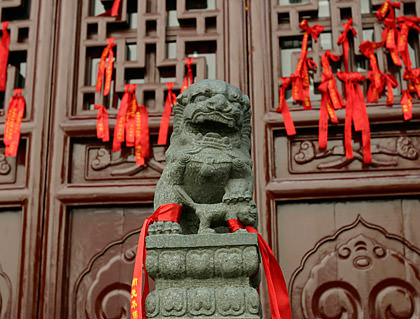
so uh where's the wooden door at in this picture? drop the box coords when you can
[248,0,420,318]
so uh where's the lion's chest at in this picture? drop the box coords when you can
[182,152,232,204]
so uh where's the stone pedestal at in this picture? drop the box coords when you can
[145,233,261,319]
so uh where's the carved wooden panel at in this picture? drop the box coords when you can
[64,205,151,319]
[0,207,22,319]
[277,199,420,318]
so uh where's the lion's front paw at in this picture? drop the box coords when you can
[148,221,181,235]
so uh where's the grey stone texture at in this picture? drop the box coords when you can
[146,80,261,319]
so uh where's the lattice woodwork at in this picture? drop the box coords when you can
[271,0,420,110]
[75,0,224,118]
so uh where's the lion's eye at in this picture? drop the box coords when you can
[193,95,207,102]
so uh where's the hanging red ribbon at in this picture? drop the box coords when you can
[130,203,183,319]
[0,22,10,91]
[317,80,339,150]
[337,19,357,73]
[397,17,420,69]
[110,0,122,17]
[276,77,295,136]
[96,37,115,96]
[4,89,25,157]
[403,68,420,99]
[381,73,398,105]
[291,19,323,110]
[367,71,383,103]
[158,82,177,145]
[135,104,149,165]
[113,84,136,152]
[400,89,413,121]
[227,219,292,319]
[337,72,372,164]
[94,104,110,142]
[382,17,402,66]
[181,57,194,93]
[320,51,345,110]
[359,41,383,89]
[376,0,400,20]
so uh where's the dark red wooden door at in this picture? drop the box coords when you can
[1,0,420,318]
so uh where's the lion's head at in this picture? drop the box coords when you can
[167,80,251,161]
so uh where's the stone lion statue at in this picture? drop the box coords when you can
[152,80,257,234]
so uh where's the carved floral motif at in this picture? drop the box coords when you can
[294,136,419,169]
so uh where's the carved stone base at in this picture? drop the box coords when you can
[145,233,261,319]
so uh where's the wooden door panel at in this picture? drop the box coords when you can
[64,205,151,319]
[278,199,420,318]
[0,207,22,319]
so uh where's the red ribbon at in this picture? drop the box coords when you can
[397,17,420,69]
[158,82,177,145]
[276,77,295,136]
[376,0,401,20]
[400,90,413,121]
[337,19,357,73]
[110,0,122,17]
[367,71,383,103]
[291,19,323,110]
[94,104,110,142]
[359,41,383,89]
[113,84,136,152]
[317,80,339,150]
[320,51,345,110]
[4,89,25,157]
[337,72,372,164]
[130,203,183,319]
[403,68,420,99]
[227,219,292,319]
[382,73,398,105]
[0,22,10,91]
[382,17,401,66]
[96,38,115,96]
[181,57,194,93]
[135,104,149,165]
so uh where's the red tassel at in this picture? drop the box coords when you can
[227,219,292,319]
[337,72,372,164]
[181,57,194,93]
[276,77,295,136]
[158,82,177,145]
[0,22,10,91]
[337,19,357,73]
[400,90,413,121]
[291,19,323,110]
[131,204,183,319]
[94,104,110,142]
[96,38,115,96]
[113,84,136,152]
[4,89,25,157]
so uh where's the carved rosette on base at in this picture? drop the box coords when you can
[145,233,260,319]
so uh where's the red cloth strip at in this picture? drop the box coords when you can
[96,38,115,96]
[111,0,122,17]
[397,17,420,69]
[130,204,183,319]
[0,22,10,91]
[181,57,194,93]
[337,72,372,163]
[4,89,25,157]
[94,104,110,142]
[158,82,177,145]
[381,17,402,66]
[376,0,400,20]
[113,84,136,152]
[337,19,357,73]
[400,90,413,121]
[359,41,383,89]
[227,219,292,319]
[135,104,149,165]
[317,79,339,150]
[382,73,398,105]
[403,68,420,99]
[276,77,296,136]
[291,19,323,110]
